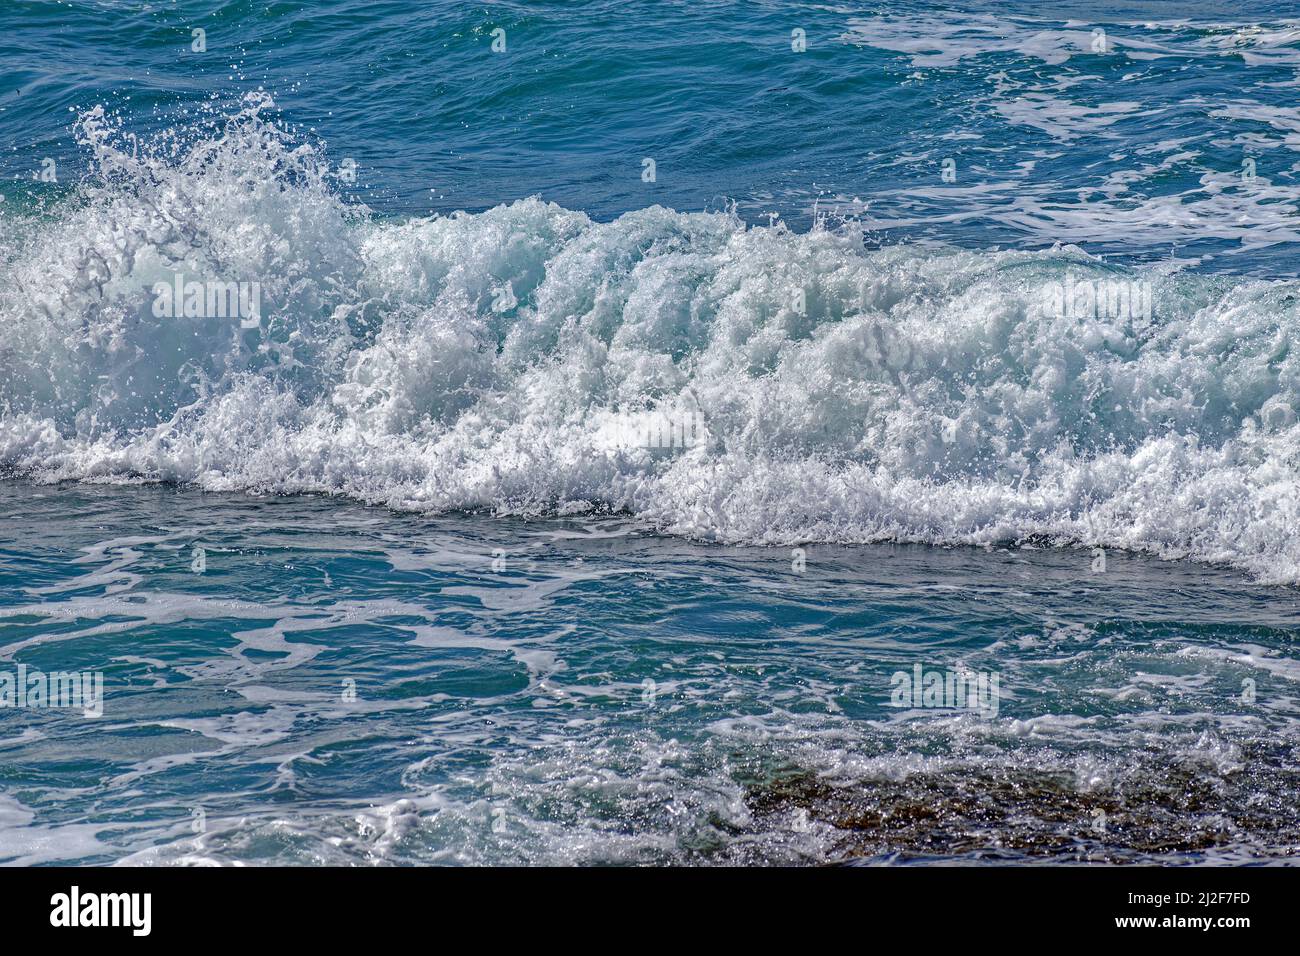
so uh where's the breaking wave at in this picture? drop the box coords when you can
[2,95,1298,583]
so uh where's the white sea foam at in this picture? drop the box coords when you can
[838,13,1300,262]
[843,14,1300,69]
[2,96,1299,583]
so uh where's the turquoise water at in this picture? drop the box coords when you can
[2,480,1298,864]
[1,1,1299,864]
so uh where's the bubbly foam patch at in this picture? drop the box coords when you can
[2,96,1298,582]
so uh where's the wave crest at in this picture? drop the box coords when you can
[2,101,1298,582]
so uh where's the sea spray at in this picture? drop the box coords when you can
[1,101,1298,584]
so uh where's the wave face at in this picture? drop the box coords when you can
[1,97,1298,582]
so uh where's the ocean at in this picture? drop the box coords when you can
[0,0,1297,865]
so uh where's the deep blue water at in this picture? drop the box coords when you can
[1,1,1299,864]
[5,1,1300,268]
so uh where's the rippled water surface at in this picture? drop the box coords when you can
[1,482,1297,865]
